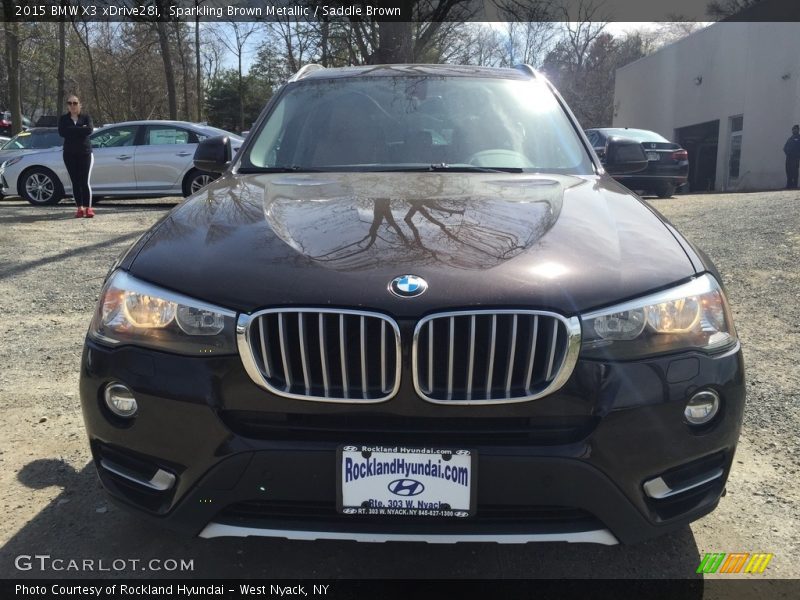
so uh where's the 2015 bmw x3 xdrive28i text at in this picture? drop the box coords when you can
[80,64,744,545]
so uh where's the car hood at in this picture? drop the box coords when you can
[127,172,696,316]
[0,146,62,163]
[0,147,57,163]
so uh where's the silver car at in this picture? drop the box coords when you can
[0,120,243,206]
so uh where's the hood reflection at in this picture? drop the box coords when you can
[262,173,571,271]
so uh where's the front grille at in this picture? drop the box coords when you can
[413,310,580,404]
[238,309,401,403]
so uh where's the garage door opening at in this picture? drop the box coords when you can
[676,120,719,192]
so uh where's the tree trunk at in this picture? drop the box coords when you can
[195,13,202,121]
[375,22,413,64]
[57,17,66,109]
[173,21,190,121]
[2,6,22,135]
[238,52,244,132]
[320,20,329,67]
[156,21,178,120]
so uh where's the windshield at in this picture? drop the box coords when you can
[3,130,62,150]
[242,76,593,174]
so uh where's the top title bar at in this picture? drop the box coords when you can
[1,0,799,22]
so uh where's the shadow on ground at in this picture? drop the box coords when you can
[1,459,702,580]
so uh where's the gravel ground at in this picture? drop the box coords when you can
[0,191,798,580]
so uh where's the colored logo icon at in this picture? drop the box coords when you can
[389,275,428,298]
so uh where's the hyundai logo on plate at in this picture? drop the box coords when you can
[389,275,428,298]
[388,478,425,496]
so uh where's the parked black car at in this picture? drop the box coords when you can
[585,128,689,198]
[80,65,744,545]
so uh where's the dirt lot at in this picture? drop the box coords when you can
[0,191,798,580]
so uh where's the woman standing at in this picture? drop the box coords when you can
[58,94,95,218]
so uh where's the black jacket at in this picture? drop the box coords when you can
[58,112,93,155]
[783,134,800,159]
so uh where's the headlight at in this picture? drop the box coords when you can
[581,274,737,360]
[88,270,237,355]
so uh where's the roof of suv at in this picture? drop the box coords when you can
[297,64,535,81]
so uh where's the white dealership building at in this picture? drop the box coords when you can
[613,22,800,192]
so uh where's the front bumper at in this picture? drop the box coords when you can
[80,339,745,545]
[614,175,688,188]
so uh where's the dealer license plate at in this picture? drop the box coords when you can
[646,151,660,161]
[338,445,474,517]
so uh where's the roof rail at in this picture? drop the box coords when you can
[288,64,325,82]
[513,64,538,78]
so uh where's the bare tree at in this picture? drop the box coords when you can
[305,0,475,65]
[267,18,319,72]
[434,23,504,66]
[503,21,558,67]
[69,20,103,116]
[557,0,608,73]
[642,20,704,51]
[212,22,259,131]
[171,20,192,120]
[706,0,764,19]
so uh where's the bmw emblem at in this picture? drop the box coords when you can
[389,275,428,298]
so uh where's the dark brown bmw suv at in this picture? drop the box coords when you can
[80,64,744,545]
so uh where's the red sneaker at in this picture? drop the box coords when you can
[85,208,95,218]
[75,207,84,218]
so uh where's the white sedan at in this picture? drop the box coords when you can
[0,120,243,205]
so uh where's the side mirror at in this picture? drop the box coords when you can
[603,136,648,175]
[194,135,232,174]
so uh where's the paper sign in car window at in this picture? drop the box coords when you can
[150,129,188,145]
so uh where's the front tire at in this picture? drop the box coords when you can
[656,182,675,199]
[20,167,64,206]
[183,169,217,197]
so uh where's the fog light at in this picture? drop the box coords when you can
[684,390,719,425]
[104,383,138,418]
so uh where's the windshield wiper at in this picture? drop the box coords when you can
[373,164,524,174]
[429,163,524,173]
[237,165,324,174]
